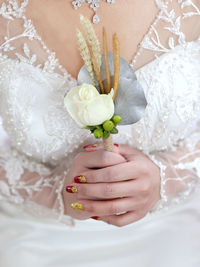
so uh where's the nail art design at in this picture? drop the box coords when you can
[71,202,83,211]
[91,216,102,221]
[83,144,98,149]
[66,186,78,193]
[74,175,87,183]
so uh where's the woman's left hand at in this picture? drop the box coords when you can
[66,144,161,227]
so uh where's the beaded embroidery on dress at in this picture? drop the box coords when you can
[0,0,199,222]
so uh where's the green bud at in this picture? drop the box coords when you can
[94,129,103,139]
[84,126,96,131]
[96,125,103,130]
[103,120,114,131]
[110,127,118,134]
[103,131,110,139]
[112,115,122,124]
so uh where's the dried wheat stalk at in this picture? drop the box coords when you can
[112,33,120,101]
[89,45,105,94]
[76,29,95,86]
[80,14,101,72]
[103,27,111,94]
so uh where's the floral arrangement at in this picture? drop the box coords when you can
[64,15,147,151]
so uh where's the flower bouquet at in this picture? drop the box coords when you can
[64,15,147,151]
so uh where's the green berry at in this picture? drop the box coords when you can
[94,129,103,139]
[103,120,114,131]
[112,115,122,124]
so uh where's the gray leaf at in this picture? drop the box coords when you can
[78,52,147,125]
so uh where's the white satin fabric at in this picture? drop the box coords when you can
[0,191,200,267]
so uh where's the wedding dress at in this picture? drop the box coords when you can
[0,0,200,266]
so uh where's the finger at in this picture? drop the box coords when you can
[73,150,126,169]
[83,143,104,152]
[81,161,140,183]
[83,143,119,152]
[114,144,144,158]
[101,210,148,227]
[73,180,140,199]
[76,197,139,216]
[83,144,144,161]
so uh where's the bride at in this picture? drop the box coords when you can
[0,0,200,266]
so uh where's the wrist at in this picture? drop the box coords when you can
[145,152,167,212]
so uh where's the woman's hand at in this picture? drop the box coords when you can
[62,147,126,220]
[63,144,161,226]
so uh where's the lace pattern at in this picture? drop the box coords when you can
[147,125,200,210]
[0,0,76,80]
[0,1,199,75]
[0,0,199,221]
[0,140,74,224]
[131,0,200,67]
[133,40,200,152]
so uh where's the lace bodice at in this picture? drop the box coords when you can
[0,0,200,223]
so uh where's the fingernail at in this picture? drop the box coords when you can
[66,186,78,193]
[114,143,119,147]
[83,144,98,149]
[74,175,87,183]
[91,216,102,221]
[71,202,83,211]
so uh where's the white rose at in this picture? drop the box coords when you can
[64,83,114,127]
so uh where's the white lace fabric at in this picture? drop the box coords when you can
[0,0,199,222]
[0,134,74,224]
[147,124,200,210]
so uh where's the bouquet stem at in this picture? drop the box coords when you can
[103,135,114,152]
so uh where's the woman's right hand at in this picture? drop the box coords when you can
[62,147,126,220]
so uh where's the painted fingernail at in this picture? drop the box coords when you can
[71,202,83,211]
[83,144,98,149]
[91,216,102,221]
[66,186,78,193]
[114,143,119,147]
[74,175,87,183]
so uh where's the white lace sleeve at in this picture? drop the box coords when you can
[0,0,75,224]
[131,0,200,211]
[146,121,200,211]
[0,140,74,224]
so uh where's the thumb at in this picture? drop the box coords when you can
[83,143,119,152]
[114,144,138,155]
[114,145,143,162]
[83,143,141,159]
[83,143,103,152]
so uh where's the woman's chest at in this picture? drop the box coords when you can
[25,0,158,77]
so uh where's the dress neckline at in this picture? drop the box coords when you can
[21,0,169,82]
